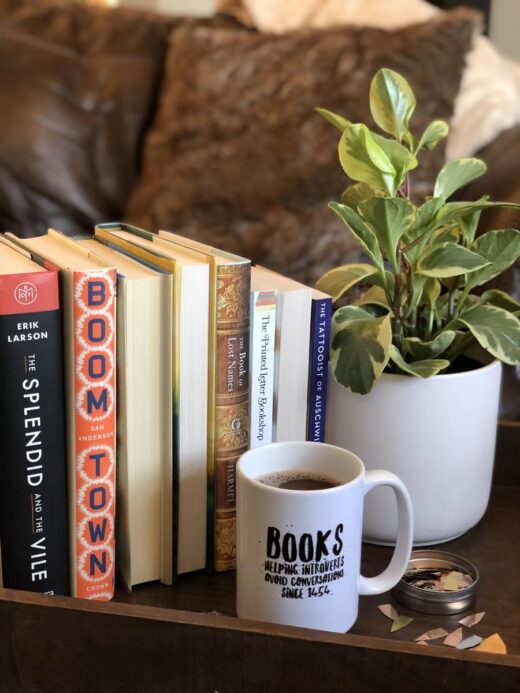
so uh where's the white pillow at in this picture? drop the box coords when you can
[447,35,520,159]
[232,0,438,32]
[218,0,520,159]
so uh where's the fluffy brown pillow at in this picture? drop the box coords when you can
[0,2,172,236]
[126,9,478,284]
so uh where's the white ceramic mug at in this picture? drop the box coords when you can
[236,441,413,633]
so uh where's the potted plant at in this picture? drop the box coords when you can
[317,68,520,545]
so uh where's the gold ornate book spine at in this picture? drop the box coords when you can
[214,262,250,571]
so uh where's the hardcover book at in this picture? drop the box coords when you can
[93,225,175,583]
[248,266,312,442]
[95,224,209,579]
[249,278,277,448]
[307,290,332,443]
[0,240,69,595]
[79,239,164,588]
[158,230,250,572]
[7,230,117,600]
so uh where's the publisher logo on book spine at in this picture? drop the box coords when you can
[14,282,38,306]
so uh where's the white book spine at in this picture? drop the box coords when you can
[249,290,277,448]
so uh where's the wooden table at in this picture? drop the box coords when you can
[1,426,518,692]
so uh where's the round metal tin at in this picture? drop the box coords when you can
[392,550,479,615]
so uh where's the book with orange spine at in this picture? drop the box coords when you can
[6,230,117,600]
[94,223,209,579]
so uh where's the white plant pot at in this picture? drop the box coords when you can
[325,360,502,545]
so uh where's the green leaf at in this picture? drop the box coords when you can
[329,202,385,272]
[371,132,418,189]
[331,307,392,394]
[455,207,482,246]
[316,107,349,132]
[406,273,428,315]
[416,120,449,152]
[341,183,385,211]
[403,331,456,360]
[315,263,375,302]
[369,68,416,141]
[403,197,444,263]
[437,198,520,227]
[412,198,445,236]
[479,289,520,314]
[338,123,397,195]
[389,345,450,377]
[457,304,520,365]
[403,131,419,151]
[466,229,520,289]
[359,197,416,271]
[424,277,441,306]
[434,158,487,199]
[417,242,490,278]
[353,285,390,310]
[367,270,396,298]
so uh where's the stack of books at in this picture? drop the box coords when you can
[0,225,331,598]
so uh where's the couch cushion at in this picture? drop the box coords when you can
[0,2,172,236]
[126,9,477,284]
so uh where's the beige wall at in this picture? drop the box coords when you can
[490,0,520,61]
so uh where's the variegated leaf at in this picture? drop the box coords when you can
[341,182,385,211]
[316,107,349,132]
[454,207,482,245]
[403,198,444,264]
[466,229,520,289]
[417,242,490,278]
[436,197,520,228]
[369,68,416,141]
[479,289,520,314]
[338,123,396,195]
[315,263,375,302]
[456,304,520,365]
[406,274,428,315]
[434,158,487,200]
[389,345,450,377]
[359,197,416,271]
[354,285,390,310]
[331,307,392,394]
[416,119,449,152]
[371,131,418,188]
[329,202,385,272]
[404,331,456,360]
[424,277,441,306]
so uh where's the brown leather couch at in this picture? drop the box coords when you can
[0,0,518,419]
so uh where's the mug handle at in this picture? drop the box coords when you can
[358,470,414,596]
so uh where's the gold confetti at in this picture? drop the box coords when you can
[475,633,507,655]
[415,628,449,642]
[378,604,399,621]
[444,628,464,648]
[458,612,485,628]
[391,615,413,633]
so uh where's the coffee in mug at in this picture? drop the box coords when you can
[236,441,413,633]
[256,470,341,491]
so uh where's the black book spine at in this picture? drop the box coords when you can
[0,306,69,595]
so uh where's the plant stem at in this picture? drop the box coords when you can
[447,278,460,321]
[392,248,404,352]
[446,332,475,363]
[426,306,434,339]
[455,283,472,316]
